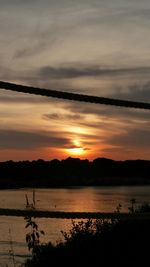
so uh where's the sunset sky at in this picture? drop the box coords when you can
[0,0,150,161]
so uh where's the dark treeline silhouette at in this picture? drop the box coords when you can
[0,157,150,188]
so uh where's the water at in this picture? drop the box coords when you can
[0,185,150,266]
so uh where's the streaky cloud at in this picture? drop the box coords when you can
[38,65,150,79]
[43,113,83,121]
[107,128,150,148]
[0,129,70,150]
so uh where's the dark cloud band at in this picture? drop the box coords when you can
[38,65,150,79]
[0,129,70,150]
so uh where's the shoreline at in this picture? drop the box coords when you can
[1,183,150,190]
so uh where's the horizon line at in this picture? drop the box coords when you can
[0,156,149,163]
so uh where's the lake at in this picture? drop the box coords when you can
[1,185,150,266]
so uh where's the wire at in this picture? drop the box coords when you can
[0,81,150,110]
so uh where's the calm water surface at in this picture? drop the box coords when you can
[0,186,150,266]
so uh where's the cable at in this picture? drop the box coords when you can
[0,81,150,110]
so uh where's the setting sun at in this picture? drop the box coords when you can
[73,139,80,147]
[68,147,85,156]
[65,139,86,157]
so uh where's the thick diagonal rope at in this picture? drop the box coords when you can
[0,81,150,110]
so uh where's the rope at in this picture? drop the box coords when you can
[0,81,150,110]
[0,208,150,219]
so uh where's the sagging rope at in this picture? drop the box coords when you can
[0,81,150,110]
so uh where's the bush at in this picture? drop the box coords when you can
[25,218,115,267]
[25,199,150,267]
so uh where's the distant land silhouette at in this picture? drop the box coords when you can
[0,157,150,188]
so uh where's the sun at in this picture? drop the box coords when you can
[73,140,80,147]
[69,147,85,156]
[66,139,86,157]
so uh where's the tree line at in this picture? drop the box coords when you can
[0,157,150,188]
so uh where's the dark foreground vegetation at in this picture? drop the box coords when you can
[25,202,150,267]
[0,157,150,188]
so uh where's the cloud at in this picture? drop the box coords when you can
[0,89,50,104]
[0,129,70,150]
[107,128,150,148]
[113,82,150,102]
[64,144,90,151]
[42,111,122,132]
[62,100,150,122]
[54,79,150,123]
[38,65,150,80]
[101,147,133,154]
[14,42,48,59]
[43,113,83,121]
[14,29,57,59]
[0,128,100,151]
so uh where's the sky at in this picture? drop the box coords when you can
[0,0,150,161]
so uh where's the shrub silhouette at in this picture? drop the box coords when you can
[25,200,150,267]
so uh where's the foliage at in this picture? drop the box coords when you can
[128,198,136,213]
[25,216,44,251]
[25,199,150,267]
[135,202,150,213]
[24,218,121,267]
[24,191,44,253]
[61,218,116,245]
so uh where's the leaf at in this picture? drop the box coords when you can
[32,222,38,230]
[25,223,30,228]
[31,233,36,242]
[36,232,39,238]
[40,230,44,235]
[26,234,31,243]
[28,242,33,251]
